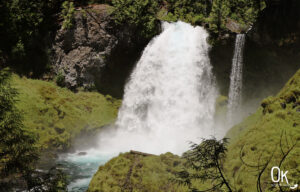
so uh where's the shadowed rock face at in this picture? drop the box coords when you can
[250,0,300,46]
[211,0,300,111]
[52,5,150,97]
[52,5,118,91]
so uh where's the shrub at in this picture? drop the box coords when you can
[112,0,160,39]
[55,71,65,87]
[61,1,75,29]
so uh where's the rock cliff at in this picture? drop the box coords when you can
[52,4,150,97]
[52,5,117,90]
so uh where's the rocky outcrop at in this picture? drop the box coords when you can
[87,152,185,192]
[52,5,118,90]
[52,4,152,96]
[226,18,249,34]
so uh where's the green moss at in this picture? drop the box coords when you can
[224,69,300,191]
[12,75,121,150]
[61,1,75,29]
[88,152,188,192]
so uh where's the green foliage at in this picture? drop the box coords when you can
[177,138,232,192]
[12,74,121,150]
[0,0,63,75]
[161,0,211,25]
[208,0,230,33]
[0,0,43,53]
[55,70,66,87]
[229,0,265,26]
[61,1,75,29]
[0,68,38,188]
[111,0,160,39]
[112,0,266,36]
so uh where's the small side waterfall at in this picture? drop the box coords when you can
[227,34,246,125]
[97,21,218,155]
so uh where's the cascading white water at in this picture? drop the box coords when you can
[227,34,246,125]
[96,21,218,155]
[60,22,219,190]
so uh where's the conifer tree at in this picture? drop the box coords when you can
[0,68,38,188]
[208,0,230,33]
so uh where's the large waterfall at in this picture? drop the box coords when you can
[227,34,246,125]
[60,22,219,190]
[97,21,218,155]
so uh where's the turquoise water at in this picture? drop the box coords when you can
[58,151,112,192]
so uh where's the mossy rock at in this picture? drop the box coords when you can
[87,152,188,192]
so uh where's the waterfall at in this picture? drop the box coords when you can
[97,21,218,155]
[227,34,246,125]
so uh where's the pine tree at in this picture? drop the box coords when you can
[176,137,232,191]
[208,0,230,33]
[0,68,38,188]
[112,0,160,39]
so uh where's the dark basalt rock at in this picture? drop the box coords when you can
[51,5,152,97]
[52,5,118,90]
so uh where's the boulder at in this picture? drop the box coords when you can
[52,5,118,90]
[226,18,249,34]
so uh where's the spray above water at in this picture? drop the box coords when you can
[227,34,246,125]
[97,21,218,155]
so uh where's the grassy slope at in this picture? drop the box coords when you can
[12,75,121,150]
[87,69,300,192]
[223,69,300,191]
